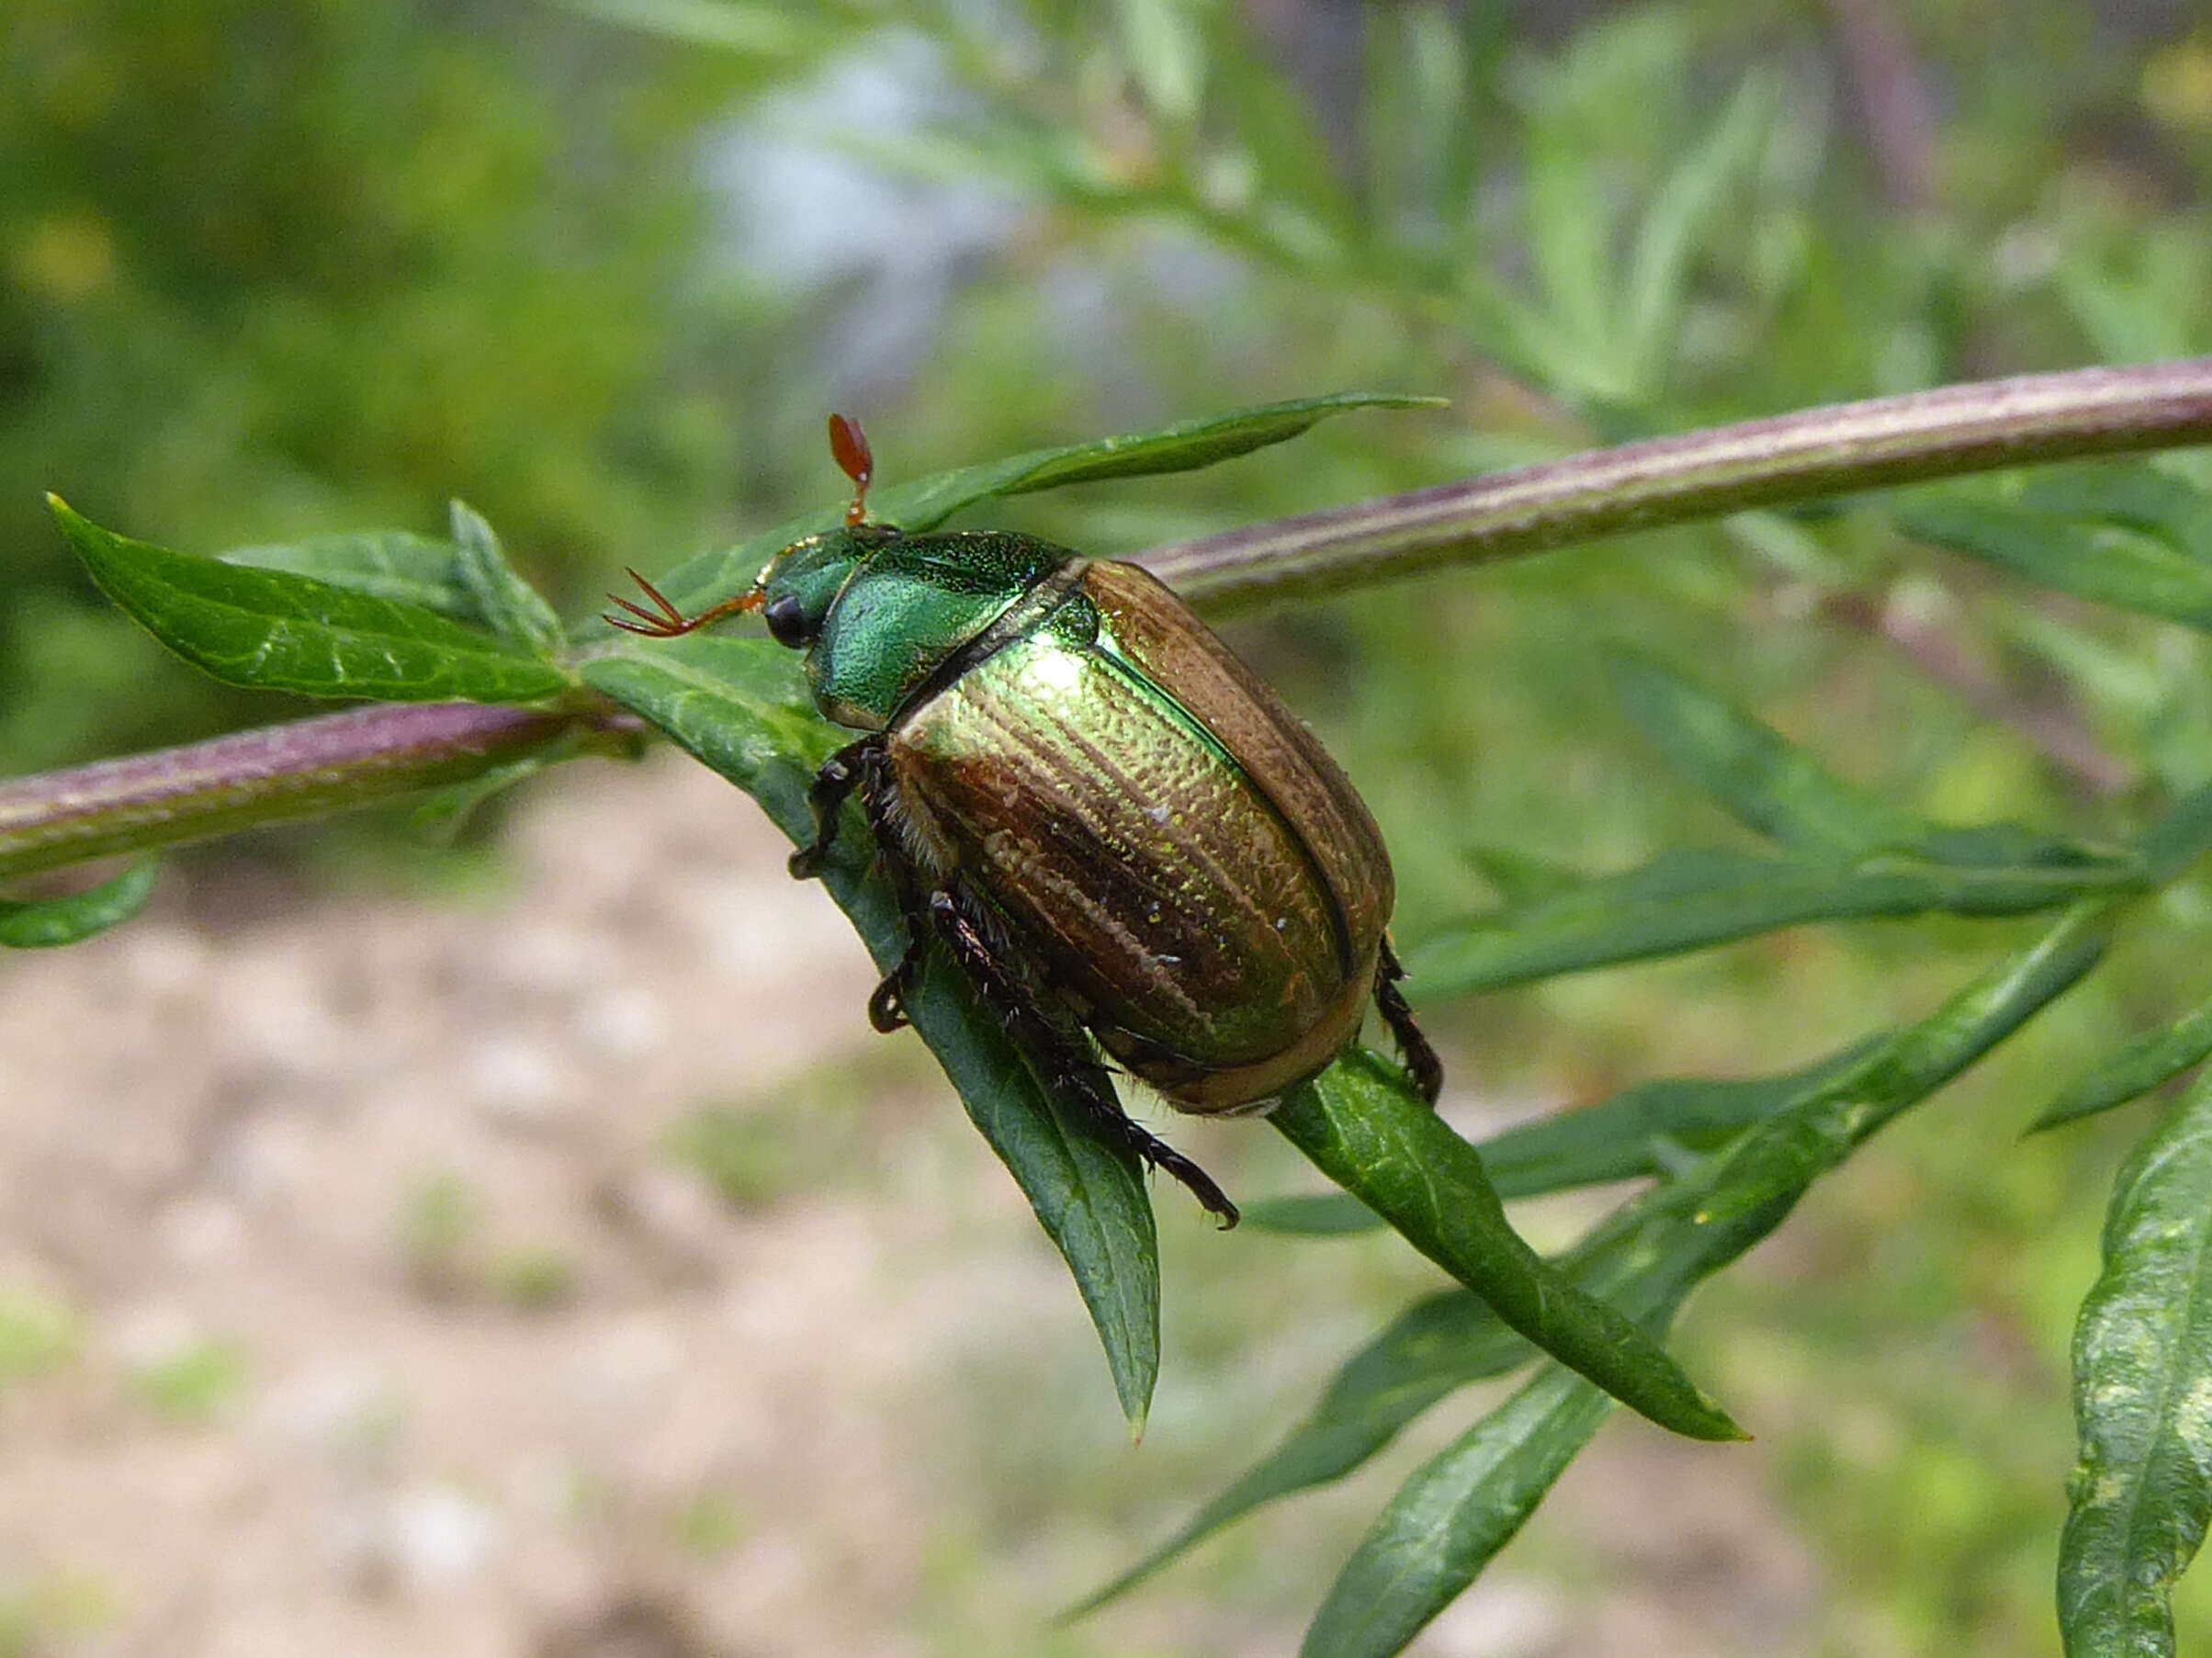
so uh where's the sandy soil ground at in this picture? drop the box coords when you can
[0,751,1815,1657]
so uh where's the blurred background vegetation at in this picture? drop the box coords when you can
[9,0,2212,1651]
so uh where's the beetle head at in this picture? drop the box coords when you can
[749,522,906,651]
[600,413,897,644]
[746,412,897,650]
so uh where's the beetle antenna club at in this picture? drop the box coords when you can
[829,412,873,525]
[602,412,873,637]
[600,568,763,637]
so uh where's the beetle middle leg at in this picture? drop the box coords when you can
[928,889,1240,1228]
[1375,936,1443,1106]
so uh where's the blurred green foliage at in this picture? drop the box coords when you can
[0,0,766,769]
[16,0,2212,1652]
[124,1334,248,1424]
[0,1281,79,1391]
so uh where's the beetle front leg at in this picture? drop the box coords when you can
[790,737,928,1030]
[1375,936,1443,1106]
[789,737,879,881]
[927,888,1239,1228]
[857,748,931,1033]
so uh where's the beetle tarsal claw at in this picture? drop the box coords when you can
[866,973,911,1032]
[1135,1141,1240,1229]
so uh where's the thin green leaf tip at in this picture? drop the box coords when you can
[0,858,160,948]
[51,495,573,705]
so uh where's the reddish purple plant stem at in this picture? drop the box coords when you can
[1146,358,2212,609]
[0,702,627,880]
[6,358,2212,884]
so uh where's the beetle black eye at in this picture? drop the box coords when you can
[763,593,810,649]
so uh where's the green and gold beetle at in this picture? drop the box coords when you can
[609,418,1439,1225]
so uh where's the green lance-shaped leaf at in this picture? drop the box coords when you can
[1218,991,2064,1578]
[2138,778,2212,882]
[219,530,478,620]
[1245,1036,1886,1237]
[1477,1038,1886,1196]
[1607,649,1939,854]
[1271,1052,1744,1443]
[1238,1192,1389,1235]
[51,500,572,705]
[1616,70,1778,399]
[1405,840,2139,1002]
[2060,1070,2212,1658]
[1301,1363,1614,1658]
[409,727,606,840]
[919,391,1444,506]
[1079,1227,1678,1622]
[1686,905,2114,1233]
[0,860,158,948]
[1069,1283,1563,1613]
[1898,478,2212,632]
[1518,111,1623,392]
[615,391,1441,630]
[2027,774,2212,1132]
[580,637,1161,1431]
[1296,908,2113,1658]
[1612,650,2121,866]
[2035,991,2212,1133]
[2015,465,2212,566]
[1387,650,2145,1005]
[1092,906,2111,1620]
[1459,843,1586,907]
[1224,1043,1890,1451]
[449,501,566,657]
[1136,1042,1932,1602]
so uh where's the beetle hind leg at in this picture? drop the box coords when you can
[1375,937,1443,1106]
[928,890,1239,1228]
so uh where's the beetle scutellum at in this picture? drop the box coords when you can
[607,417,1441,1225]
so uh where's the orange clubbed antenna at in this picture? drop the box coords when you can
[602,412,875,637]
[829,412,873,526]
[601,569,762,638]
